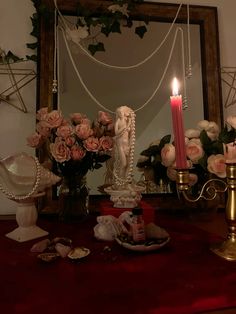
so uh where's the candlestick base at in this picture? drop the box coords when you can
[211,163,236,261]
[211,236,236,261]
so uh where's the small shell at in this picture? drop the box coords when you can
[51,237,73,246]
[30,239,50,253]
[37,252,60,262]
[68,247,90,260]
[55,243,72,258]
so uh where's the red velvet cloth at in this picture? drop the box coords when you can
[0,213,236,314]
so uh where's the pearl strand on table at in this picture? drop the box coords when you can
[0,156,41,201]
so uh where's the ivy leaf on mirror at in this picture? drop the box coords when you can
[219,126,236,144]
[2,51,23,63]
[88,42,105,55]
[26,42,38,50]
[135,25,147,38]
[26,55,38,62]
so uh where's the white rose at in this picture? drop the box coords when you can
[197,120,210,130]
[185,128,200,139]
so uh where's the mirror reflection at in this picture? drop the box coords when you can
[38,1,223,210]
[58,17,203,194]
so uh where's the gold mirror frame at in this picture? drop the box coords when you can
[37,0,223,211]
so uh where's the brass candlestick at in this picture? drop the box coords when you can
[211,163,236,261]
[176,169,227,203]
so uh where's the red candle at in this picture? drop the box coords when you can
[170,78,188,169]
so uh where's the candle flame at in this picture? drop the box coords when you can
[172,77,179,96]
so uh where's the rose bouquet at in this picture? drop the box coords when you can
[136,116,236,195]
[27,107,114,220]
[27,107,114,177]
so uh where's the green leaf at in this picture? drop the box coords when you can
[211,141,224,155]
[159,134,171,150]
[94,163,102,169]
[96,154,111,163]
[88,42,105,55]
[219,126,236,144]
[26,42,38,50]
[135,25,147,38]
[198,154,208,171]
[140,145,160,157]
[4,51,23,63]
[111,20,121,33]
[101,25,111,37]
[26,55,38,62]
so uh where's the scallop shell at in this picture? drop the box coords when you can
[37,252,60,262]
[68,247,90,260]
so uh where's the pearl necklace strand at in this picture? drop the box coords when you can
[0,156,41,201]
[113,109,136,187]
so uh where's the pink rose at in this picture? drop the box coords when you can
[36,107,48,121]
[206,122,219,140]
[224,142,236,162]
[65,136,76,147]
[84,137,100,152]
[50,140,71,163]
[93,122,105,138]
[197,120,219,140]
[36,121,51,137]
[186,139,204,163]
[207,154,226,178]
[26,132,44,148]
[99,136,113,151]
[161,143,175,167]
[97,111,113,126]
[75,123,93,140]
[71,145,86,161]
[70,113,87,124]
[80,118,91,125]
[56,125,73,138]
[185,128,200,139]
[44,110,63,128]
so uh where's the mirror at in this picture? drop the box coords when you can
[37,0,223,209]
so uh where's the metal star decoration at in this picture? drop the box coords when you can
[0,50,36,113]
[221,66,236,109]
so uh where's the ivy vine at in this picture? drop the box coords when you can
[2,0,149,63]
[2,0,38,64]
[72,0,148,55]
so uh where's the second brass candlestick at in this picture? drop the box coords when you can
[211,163,236,261]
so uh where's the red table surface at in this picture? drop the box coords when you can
[0,212,236,314]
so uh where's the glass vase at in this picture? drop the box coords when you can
[58,175,89,222]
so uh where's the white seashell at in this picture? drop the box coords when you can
[37,252,60,262]
[94,215,123,241]
[55,243,72,258]
[68,247,90,260]
[0,152,61,197]
[30,238,50,253]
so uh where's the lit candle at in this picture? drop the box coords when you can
[170,77,188,169]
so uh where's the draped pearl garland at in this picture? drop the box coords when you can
[53,1,192,113]
[0,156,41,201]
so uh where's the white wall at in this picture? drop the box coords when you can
[0,0,235,214]
[0,0,36,214]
